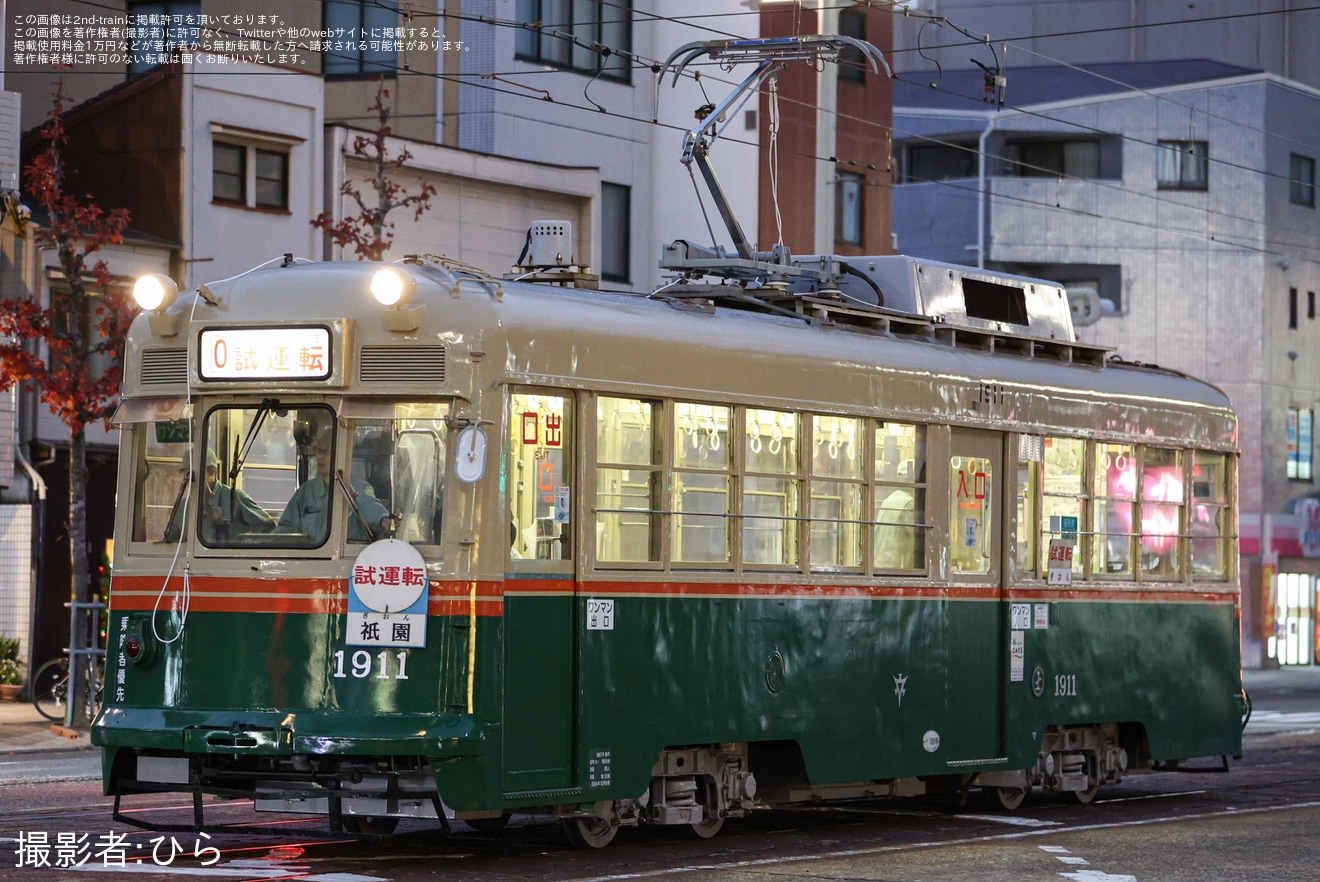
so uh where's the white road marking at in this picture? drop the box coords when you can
[75,862,385,881]
[1059,872,1136,882]
[1057,855,1090,864]
[954,813,1062,827]
[1245,711,1320,733]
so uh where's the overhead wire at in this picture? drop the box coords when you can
[31,0,1320,263]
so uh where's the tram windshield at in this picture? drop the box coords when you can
[134,400,450,549]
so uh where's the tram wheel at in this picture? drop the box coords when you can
[1071,779,1100,805]
[466,812,512,833]
[681,815,725,839]
[342,815,399,835]
[561,814,618,849]
[990,786,1026,811]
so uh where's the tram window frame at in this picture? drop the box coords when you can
[809,414,866,572]
[508,390,574,566]
[126,421,192,549]
[871,421,927,574]
[595,395,663,567]
[742,408,803,570]
[1040,436,1088,580]
[1139,447,1184,581]
[1190,450,1234,581]
[343,401,451,548]
[1092,442,1137,579]
[671,401,733,568]
[199,404,337,550]
[1015,435,1043,578]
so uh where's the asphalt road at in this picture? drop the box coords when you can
[0,668,1315,881]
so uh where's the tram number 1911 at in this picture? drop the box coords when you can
[1054,673,1077,697]
[332,649,410,680]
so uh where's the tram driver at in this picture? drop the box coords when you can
[277,427,392,542]
[200,449,277,542]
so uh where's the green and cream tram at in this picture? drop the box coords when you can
[95,243,1242,845]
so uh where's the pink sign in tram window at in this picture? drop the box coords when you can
[1105,459,1183,555]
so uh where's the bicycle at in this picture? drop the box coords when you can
[31,654,104,725]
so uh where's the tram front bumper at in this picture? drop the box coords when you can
[94,705,486,756]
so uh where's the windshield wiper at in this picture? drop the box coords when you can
[336,470,380,542]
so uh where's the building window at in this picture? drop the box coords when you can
[1005,139,1100,179]
[895,142,978,183]
[324,0,398,77]
[254,150,289,210]
[127,0,201,76]
[213,140,290,212]
[1310,290,1317,320]
[837,8,866,84]
[1288,408,1314,481]
[1156,140,1208,190]
[1290,287,1299,330]
[835,171,863,246]
[212,143,245,205]
[515,0,632,83]
[601,183,630,282]
[1291,154,1316,207]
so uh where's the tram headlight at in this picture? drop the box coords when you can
[371,267,424,332]
[371,268,414,307]
[132,273,179,312]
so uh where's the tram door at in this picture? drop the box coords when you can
[945,427,1006,761]
[502,391,577,791]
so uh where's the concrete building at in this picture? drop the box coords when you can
[893,0,1320,90]
[891,61,1320,667]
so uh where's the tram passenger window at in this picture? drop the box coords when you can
[673,402,731,565]
[1140,447,1183,579]
[1093,442,1136,577]
[596,397,661,564]
[1016,436,1042,577]
[743,409,800,567]
[1041,437,1085,577]
[810,415,864,570]
[1191,451,1232,580]
[872,423,926,572]
[133,422,190,544]
[509,392,572,562]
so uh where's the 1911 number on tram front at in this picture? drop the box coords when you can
[332,649,410,680]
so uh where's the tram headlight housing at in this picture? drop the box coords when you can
[132,273,178,312]
[371,268,424,332]
[132,273,182,336]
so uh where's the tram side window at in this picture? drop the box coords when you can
[743,409,800,567]
[1191,450,1232,579]
[873,422,926,572]
[509,392,573,561]
[596,396,661,564]
[810,415,864,570]
[1016,435,1042,577]
[1141,447,1183,579]
[672,402,731,565]
[132,421,191,543]
[348,402,450,545]
[1041,437,1086,577]
[1093,442,1136,577]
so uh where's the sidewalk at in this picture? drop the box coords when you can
[0,698,93,754]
